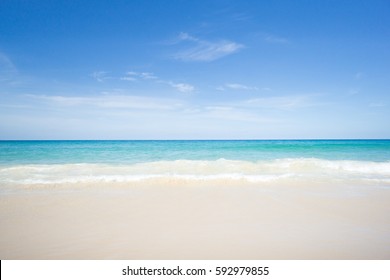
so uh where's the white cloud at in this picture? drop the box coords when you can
[26,94,183,110]
[216,83,259,91]
[205,106,233,111]
[239,95,318,110]
[168,82,195,93]
[203,105,280,123]
[120,71,157,81]
[119,71,192,93]
[140,72,158,80]
[120,76,136,81]
[5,90,332,139]
[120,72,137,81]
[173,33,244,62]
[178,32,199,42]
[91,71,108,82]
[225,83,258,91]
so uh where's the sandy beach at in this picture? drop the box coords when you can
[1,181,389,259]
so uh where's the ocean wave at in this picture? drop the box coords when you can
[1,158,390,185]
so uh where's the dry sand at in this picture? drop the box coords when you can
[0,182,389,259]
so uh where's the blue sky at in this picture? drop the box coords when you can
[0,0,389,139]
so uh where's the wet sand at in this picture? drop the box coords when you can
[0,182,389,259]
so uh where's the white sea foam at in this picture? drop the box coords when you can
[1,158,390,185]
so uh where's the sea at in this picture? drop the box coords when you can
[1,140,390,259]
[1,139,390,188]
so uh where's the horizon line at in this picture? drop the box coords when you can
[1,138,390,141]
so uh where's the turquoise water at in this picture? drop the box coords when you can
[1,140,390,165]
[1,140,390,186]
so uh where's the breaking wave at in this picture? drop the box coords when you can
[1,158,390,186]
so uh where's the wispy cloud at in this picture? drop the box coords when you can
[188,94,322,125]
[120,71,158,81]
[231,12,253,22]
[91,71,109,82]
[238,95,320,110]
[168,82,195,93]
[120,72,137,81]
[200,105,282,124]
[0,51,20,85]
[225,83,258,91]
[173,32,244,62]
[26,93,183,110]
[119,70,195,93]
[264,34,289,44]
[216,83,259,91]
[0,52,17,73]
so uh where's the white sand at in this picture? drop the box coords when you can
[0,182,389,259]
